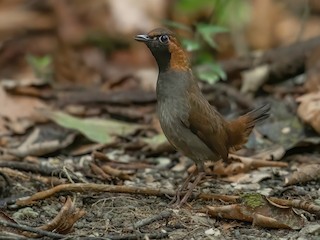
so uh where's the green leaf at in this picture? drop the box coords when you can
[26,54,52,69]
[181,39,200,52]
[176,0,213,13]
[162,20,192,32]
[196,64,226,84]
[142,133,168,150]
[45,111,141,144]
[213,0,251,27]
[196,23,228,49]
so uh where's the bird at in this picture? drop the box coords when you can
[135,28,270,206]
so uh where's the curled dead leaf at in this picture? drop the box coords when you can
[5,128,76,158]
[0,211,22,236]
[206,193,305,229]
[253,214,290,229]
[194,154,288,177]
[100,165,133,181]
[37,196,85,235]
[0,86,47,134]
[285,163,320,186]
[297,91,320,134]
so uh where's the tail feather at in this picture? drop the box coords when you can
[228,104,270,150]
[243,104,270,129]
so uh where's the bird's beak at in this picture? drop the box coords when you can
[135,34,150,42]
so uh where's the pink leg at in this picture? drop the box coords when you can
[177,171,206,207]
[169,169,197,205]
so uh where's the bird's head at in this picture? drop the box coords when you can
[135,28,190,72]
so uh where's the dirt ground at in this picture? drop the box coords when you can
[2,149,320,240]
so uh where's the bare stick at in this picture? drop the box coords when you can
[0,220,64,239]
[268,197,320,217]
[15,183,239,206]
[133,209,173,229]
[105,232,168,240]
[15,183,320,215]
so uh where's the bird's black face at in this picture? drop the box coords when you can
[135,29,173,71]
[135,28,189,72]
[135,31,171,54]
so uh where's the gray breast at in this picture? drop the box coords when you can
[158,99,218,163]
[156,70,218,162]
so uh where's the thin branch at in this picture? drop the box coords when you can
[105,232,168,240]
[133,209,173,229]
[15,183,319,216]
[0,220,64,239]
[15,183,238,206]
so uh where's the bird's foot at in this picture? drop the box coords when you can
[169,189,182,206]
[170,171,205,208]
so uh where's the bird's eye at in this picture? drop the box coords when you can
[159,35,169,43]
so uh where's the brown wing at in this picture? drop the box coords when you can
[181,90,229,161]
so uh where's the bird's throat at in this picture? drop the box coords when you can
[151,42,190,73]
[152,51,171,72]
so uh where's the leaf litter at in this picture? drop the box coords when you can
[0,1,320,239]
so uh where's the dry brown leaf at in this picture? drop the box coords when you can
[106,0,167,35]
[285,163,320,186]
[90,162,111,181]
[252,145,286,161]
[297,91,320,134]
[0,167,30,181]
[305,46,320,92]
[246,0,283,49]
[207,204,252,222]
[0,196,84,238]
[100,164,133,181]
[134,68,157,92]
[53,43,101,85]
[241,64,269,96]
[268,197,320,216]
[252,214,291,229]
[70,143,106,156]
[224,171,272,184]
[0,86,46,121]
[0,211,22,236]
[221,221,242,232]
[275,15,320,45]
[38,196,85,234]
[206,193,305,229]
[0,86,47,134]
[5,128,76,158]
[0,118,9,135]
[51,0,86,44]
[193,154,288,177]
[0,7,54,33]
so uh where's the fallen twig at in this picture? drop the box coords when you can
[92,151,152,170]
[268,197,320,217]
[0,161,60,176]
[219,35,320,78]
[133,209,173,229]
[90,163,111,181]
[15,183,320,216]
[105,232,168,240]
[189,154,288,176]
[0,167,65,186]
[100,165,133,181]
[0,220,64,239]
[15,183,238,206]
[0,161,79,183]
